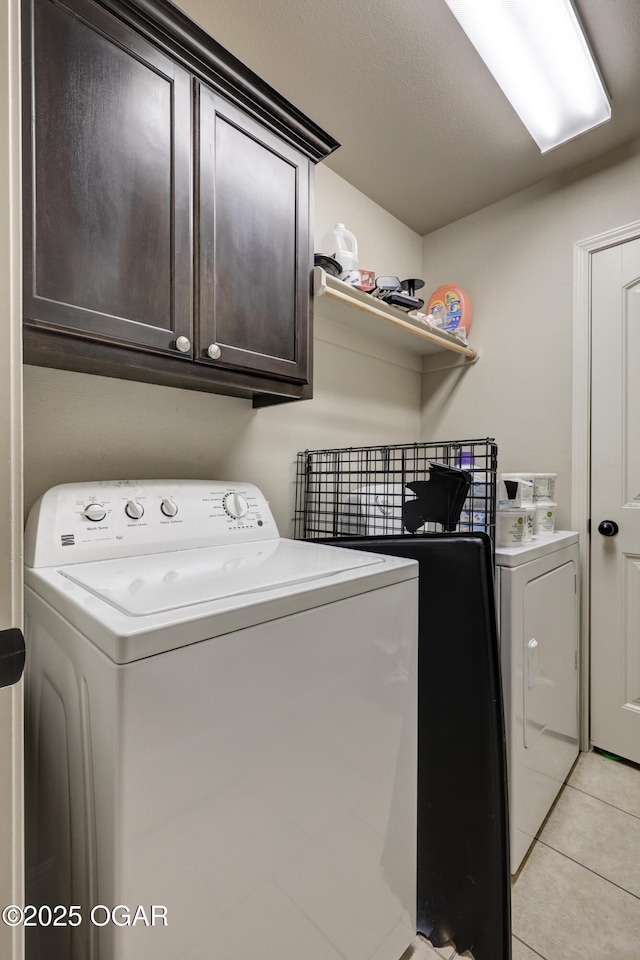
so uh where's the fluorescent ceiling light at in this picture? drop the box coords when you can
[444,0,611,152]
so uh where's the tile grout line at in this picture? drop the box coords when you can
[536,836,640,902]
[565,779,640,822]
[513,932,548,959]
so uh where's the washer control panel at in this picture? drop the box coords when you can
[25,480,278,567]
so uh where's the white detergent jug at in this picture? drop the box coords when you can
[321,223,359,272]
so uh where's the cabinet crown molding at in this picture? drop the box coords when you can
[92,0,340,162]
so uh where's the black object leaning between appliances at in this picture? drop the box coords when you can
[323,532,511,960]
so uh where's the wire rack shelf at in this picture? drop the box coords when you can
[294,437,498,551]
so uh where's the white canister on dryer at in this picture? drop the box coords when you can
[497,508,529,546]
[533,473,557,502]
[499,474,535,507]
[533,502,557,535]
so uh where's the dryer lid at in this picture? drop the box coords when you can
[58,538,383,617]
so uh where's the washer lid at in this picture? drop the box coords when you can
[58,538,383,617]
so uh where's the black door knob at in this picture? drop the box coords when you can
[598,520,619,537]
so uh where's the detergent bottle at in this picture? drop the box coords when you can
[321,223,359,272]
[426,284,472,336]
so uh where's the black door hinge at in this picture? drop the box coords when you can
[0,628,25,688]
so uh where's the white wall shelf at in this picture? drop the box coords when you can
[313,266,478,363]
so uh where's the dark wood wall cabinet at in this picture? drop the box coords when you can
[23,0,338,405]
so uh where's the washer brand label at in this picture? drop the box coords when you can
[60,534,75,546]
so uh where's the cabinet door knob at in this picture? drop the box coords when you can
[598,520,619,537]
[206,343,221,360]
[175,336,191,353]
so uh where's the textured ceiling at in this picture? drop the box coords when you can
[185,0,640,234]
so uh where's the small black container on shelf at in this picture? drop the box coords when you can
[294,437,497,554]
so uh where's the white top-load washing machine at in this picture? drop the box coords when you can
[495,531,580,873]
[24,480,419,960]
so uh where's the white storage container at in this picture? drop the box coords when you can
[499,474,534,507]
[533,473,557,502]
[533,501,557,535]
[497,508,528,546]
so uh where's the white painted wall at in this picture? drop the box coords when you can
[24,165,423,535]
[420,139,640,528]
[315,166,423,280]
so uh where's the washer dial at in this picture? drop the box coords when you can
[223,492,249,519]
[160,499,178,518]
[83,503,106,523]
[125,500,144,520]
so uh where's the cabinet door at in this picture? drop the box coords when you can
[24,0,192,354]
[197,83,311,383]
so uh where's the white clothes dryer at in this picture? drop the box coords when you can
[24,480,418,960]
[495,531,580,872]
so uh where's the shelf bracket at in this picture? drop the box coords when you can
[422,350,480,374]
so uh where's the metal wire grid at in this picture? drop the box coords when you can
[294,438,497,548]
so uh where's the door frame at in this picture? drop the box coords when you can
[0,0,24,953]
[573,218,640,750]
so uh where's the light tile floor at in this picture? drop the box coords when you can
[403,750,640,960]
[512,750,640,960]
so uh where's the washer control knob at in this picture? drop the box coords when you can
[223,492,249,519]
[175,336,191,353]
[160,499,178,518]
[206,343,222,360]
[125,500,144,520]
[83,503,106,523]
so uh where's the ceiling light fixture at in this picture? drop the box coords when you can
[443,0,611,153]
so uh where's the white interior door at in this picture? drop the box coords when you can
[0,0,24,957]
[591,237,640,763]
